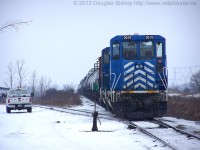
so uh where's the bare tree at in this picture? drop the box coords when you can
[63,84,76,95]
[39,76,52,97]
[30,71,37,94]
[39,76,44,97]
[190,70,200,93]
[16,59,27,88]
[0,20,32,32]
[4,62,15,88]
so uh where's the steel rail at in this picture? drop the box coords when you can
[126,121,177,150]
[153,118,200,141]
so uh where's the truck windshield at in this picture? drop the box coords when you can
[9,89,29,97]
[140,41,154,60]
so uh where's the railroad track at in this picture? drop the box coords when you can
[33,105,116,120]
[124,120,177,150]
[153,118,200,141]
[33,105,200,149]
[126,119,200,150]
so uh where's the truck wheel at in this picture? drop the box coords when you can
[6,107,11,113]
[27,108,32,113]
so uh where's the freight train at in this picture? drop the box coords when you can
[78,34,168,120]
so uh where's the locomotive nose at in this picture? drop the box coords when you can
[123,61,157,91]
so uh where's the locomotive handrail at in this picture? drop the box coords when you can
[110,73,121,103]
[158,73,166,89]
[111,73,116,92]
[110,73,116,104]
[158,67,168,90]
[163,67,168,88]
[113,73,121,91]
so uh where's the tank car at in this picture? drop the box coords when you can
[79,35,168,120]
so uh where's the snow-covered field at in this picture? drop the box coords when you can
[0,96,199,150]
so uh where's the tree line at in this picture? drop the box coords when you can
[4,59,52,97]
[4,59,51,97]
[169,70,200,95]
[4,59,81,106]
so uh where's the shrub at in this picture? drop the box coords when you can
[167,96,200,121]
[34,84,82,107]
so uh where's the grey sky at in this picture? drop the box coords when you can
[0,0,200,87]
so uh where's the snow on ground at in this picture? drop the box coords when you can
[158,117,200,137]
[132,119,200,150]
[0,97,169,150]
[134,121,159,129]
[168,93,181,97]
[168,93,200,98]
[185,93,200,98]
[146,126,200,150]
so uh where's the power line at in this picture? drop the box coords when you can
[168,66,200,87]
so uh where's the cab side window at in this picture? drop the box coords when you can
[112,43,120,60]
[156,42,163,58]
[104,52,109,64]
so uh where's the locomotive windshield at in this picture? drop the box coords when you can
[122,42,137,60]
[140,41,154,60]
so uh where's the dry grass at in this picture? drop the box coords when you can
[33,88,82,107]
[167,96,200,121]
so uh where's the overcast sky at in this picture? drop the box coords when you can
[0,0,200,88]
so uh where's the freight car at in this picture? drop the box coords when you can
[78,34,168,120]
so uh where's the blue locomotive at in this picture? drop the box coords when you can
[79,34,168,120]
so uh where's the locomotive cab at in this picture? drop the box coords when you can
[110,35,167,92]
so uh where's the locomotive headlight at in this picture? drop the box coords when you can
[136,65,139,69]
[140,64,143,68]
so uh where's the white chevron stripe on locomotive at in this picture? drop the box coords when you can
[124,66,135,75]
[144,62,154,68]
[124,62,134,69]
[144,66,154,73]
[147,81,153,87]
[127,80,133,87]
[134,83,146,89]
[147,74,155,82]
[134,76,146,83]
[134,70,146,76]
[124,74,133,82]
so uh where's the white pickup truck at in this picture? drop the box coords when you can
[4,88,34,113]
